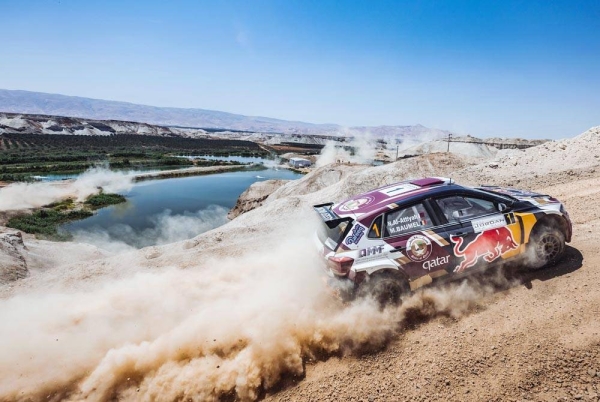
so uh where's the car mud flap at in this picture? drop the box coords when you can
[409,270,448,291]
[409,275,432,291]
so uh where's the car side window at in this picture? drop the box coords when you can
[368,216,383,238]
[384,203,433,237]
[436,196,497,223]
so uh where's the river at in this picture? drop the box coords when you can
[61,167,302,250]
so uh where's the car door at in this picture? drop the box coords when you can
[430,194,521,273]
[380,202,453,280]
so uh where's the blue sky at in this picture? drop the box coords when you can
[1,0,599,138]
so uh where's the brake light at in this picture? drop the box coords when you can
[327,256,354,276]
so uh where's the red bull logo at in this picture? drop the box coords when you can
[450,227,518,272]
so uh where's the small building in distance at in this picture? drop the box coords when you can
[288,157,312,168]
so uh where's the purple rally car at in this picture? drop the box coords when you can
[314,177,572,305]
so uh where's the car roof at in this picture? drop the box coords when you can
[332,177,462,218]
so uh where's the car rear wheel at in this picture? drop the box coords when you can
[527,226,566,269]
[357,272,409,308]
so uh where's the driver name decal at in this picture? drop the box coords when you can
[387,213,422,235]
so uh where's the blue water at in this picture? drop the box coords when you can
[62,168,302,246]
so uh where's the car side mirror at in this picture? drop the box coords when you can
[498,203,510,212]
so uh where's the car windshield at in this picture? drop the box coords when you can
[317,220,350,251]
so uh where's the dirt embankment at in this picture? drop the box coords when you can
[228,179,290,219]
[0,126,599,401]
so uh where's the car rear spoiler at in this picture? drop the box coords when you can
[313,203,353,229]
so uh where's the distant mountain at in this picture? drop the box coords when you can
[0,89,451,138]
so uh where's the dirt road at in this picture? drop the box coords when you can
[264,176,600,402]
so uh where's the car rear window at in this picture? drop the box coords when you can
[317,220,350,251]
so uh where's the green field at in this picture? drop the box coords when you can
[0,133,268,181]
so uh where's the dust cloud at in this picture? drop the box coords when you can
[0,211,503,401]
[316,134,378,167]
[72,205,229,251]
[0,167,134,210]
[316,130,445,167]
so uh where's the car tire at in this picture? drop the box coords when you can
[357,272,409,308]
[527,225,566,269]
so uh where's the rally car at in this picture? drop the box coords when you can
[313,177,572,305]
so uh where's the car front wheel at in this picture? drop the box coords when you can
[528,227,566,269]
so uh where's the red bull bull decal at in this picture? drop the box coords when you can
[450,227,519,272]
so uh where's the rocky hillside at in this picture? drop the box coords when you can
[398,135,548,159]
[454,134,548,149]
[0,112,206,137]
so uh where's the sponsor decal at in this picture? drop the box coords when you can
[406,234,432,262]
[315,206,337,221]
[345,225,365,245]
[471,214,506,232]
[378,183,419,197]
[359,245,385,258]
[450,227,518,272]
[339,196,375,212]
[423,255,449,271]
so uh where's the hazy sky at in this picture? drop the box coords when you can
[1,0,599,138]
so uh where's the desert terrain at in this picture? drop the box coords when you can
[0,127,599,401]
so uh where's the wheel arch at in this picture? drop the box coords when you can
[356,267,412,306]
[530,213,570,243]
[362,266,411,288]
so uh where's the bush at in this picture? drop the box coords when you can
[43,198,75,211]
[7,209,93,241]
[84,193,126,208]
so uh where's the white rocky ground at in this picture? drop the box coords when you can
[398,140,500,159]
[0,126,598,401]
[0,112,208,137]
